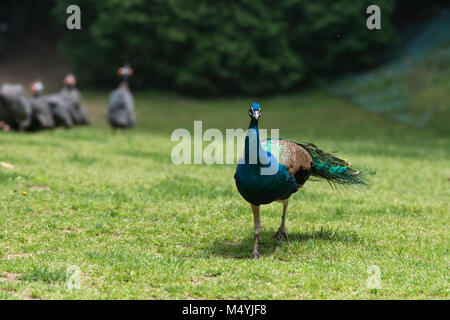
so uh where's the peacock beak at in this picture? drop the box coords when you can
[253,110,260,120]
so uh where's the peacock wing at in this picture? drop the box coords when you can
[262,139,312,184]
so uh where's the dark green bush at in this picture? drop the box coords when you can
[54,0,397,95]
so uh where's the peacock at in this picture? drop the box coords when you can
[108,64,136,129]
[234,102,371,258]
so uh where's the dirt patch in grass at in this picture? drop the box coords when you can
[23,293,40,300]
[29,186,51,191]
[5,252,30,260]
[58,228,82,233]
[0,272,23,282]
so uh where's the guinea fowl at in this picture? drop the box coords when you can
[0,84,32,131]
[234,102,370,258]
[59,74,90,125]
[108,64,136,129]
[27,81,55,131]
[45,91,73,129]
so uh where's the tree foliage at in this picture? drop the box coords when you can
[54,0,397,95]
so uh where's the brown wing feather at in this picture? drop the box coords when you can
[262,139,312,187]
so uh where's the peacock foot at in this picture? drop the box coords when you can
[252,250,261,259]
[273,225,289,250]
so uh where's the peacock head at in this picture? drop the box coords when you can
[248,102,261,120]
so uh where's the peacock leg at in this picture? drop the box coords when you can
[274,199,290,250]
[251,204,261,259]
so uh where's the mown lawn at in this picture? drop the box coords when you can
[0,90,448,299]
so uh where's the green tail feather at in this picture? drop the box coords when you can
[292,141,375,186]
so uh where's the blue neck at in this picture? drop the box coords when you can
[244,118,269,166]
[249,117,259,141]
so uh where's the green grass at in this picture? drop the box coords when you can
[0,90,449,299]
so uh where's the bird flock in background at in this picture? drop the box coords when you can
[0,64,136,132]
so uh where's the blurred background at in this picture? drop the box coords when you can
[0,0,448,131]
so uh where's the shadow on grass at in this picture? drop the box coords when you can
[210,227,359,259]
